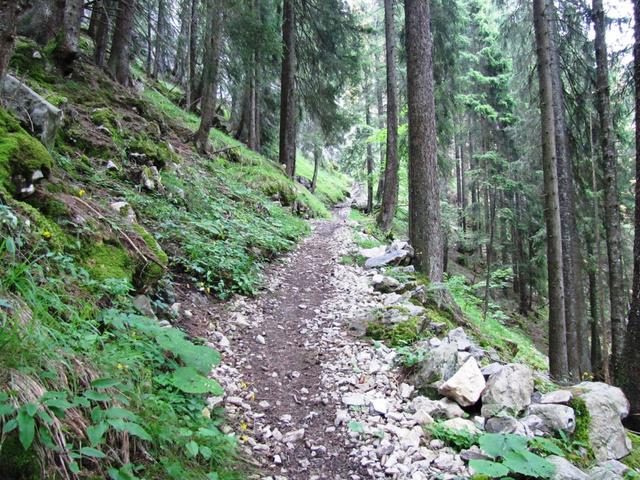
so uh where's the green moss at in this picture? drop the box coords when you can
[83,242,135,283]
[623,432,640,472]
[90,108,120,133]
[9,37,55,86]
[131,223,168,287]
[7,199,67,251]
[0,434,41,480]
[0,108,53,194]
[128,136,178,168]
[366,318,422,347]
[568,397,595,466]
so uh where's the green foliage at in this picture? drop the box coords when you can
[427,422,479,451]
[447,275,547,369]
[470,433,555,479]
[623,432,640,472]
[0,213,238,479]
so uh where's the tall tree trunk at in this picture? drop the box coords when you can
[188,0,199,111]
[483,189,497,318]
[279,0,296,177]
[248,57,258,150]
[152,0,166,79]
[55,0,84,69]
[311,143,321,193]
[375,69,385,204]
[108,0,137,86]
[533,0,569,381]
[0,1,23,84]
[621,0,640,431]
[548,0,585,380]
[590,119,609,380]
[592,0,626,380]
[93,0,111,67]
[145,1,152,75]
[194,0,223,153]
[404,0,443,282]
[365,98,374,214]
[377,0,399,231]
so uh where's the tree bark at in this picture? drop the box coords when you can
[548,0,585,380]
[279,0,296,177]
[311,143,321,193]
[377,0,399,231]
[152,0,166,79]
[186,0,198,110]
[55,0,84,69]
[365,98,374,214]
[592,0,626,381]
[93,0,111,67]
[375,69,385,204]
[404,0,443,282]
[17,0,64,46]
[621,0,640,431]
[194,0,223,153]
[0,0,22,85]
[533,0,569,381]
[108,0,137,86]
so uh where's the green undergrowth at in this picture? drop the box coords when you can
[624,432,640,472]
[0,207,239,479]
[0,35,352,478]
[446,274,548,370]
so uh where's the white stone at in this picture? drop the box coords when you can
[438,357,486,407]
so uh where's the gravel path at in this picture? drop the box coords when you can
[205,203,469,479]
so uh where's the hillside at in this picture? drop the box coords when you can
[0,37,350,479]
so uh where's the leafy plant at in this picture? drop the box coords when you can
[469,433,555,479]
[426,422,479,451]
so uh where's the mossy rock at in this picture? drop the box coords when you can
[83,242,135,283]
[0,108,53,194]
[261,178,297,206]
[9,37,56,86]
[90,108,121,134]
[366,318,422,347]
[131,223,168,287]
[0,434,41,480]
[128,136,178,168]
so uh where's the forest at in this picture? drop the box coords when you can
[0,0,639,478]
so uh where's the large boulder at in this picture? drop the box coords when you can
[569,382,632,461]
[364,241,414,269]
[411,396,465,420]
[481,363,534,417]
[525,404,575,434]
[411,341,460,389]
[364,249,409,269]
[438,357,486,407]
[2,75,63,147]
[371,274,401,293]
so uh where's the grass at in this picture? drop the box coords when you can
[0,35,353,478]
[446,275,548,370]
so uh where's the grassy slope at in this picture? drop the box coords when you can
[0,37,350,479]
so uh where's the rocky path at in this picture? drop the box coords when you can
[206,202,457,479]
[200,200,635,480]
